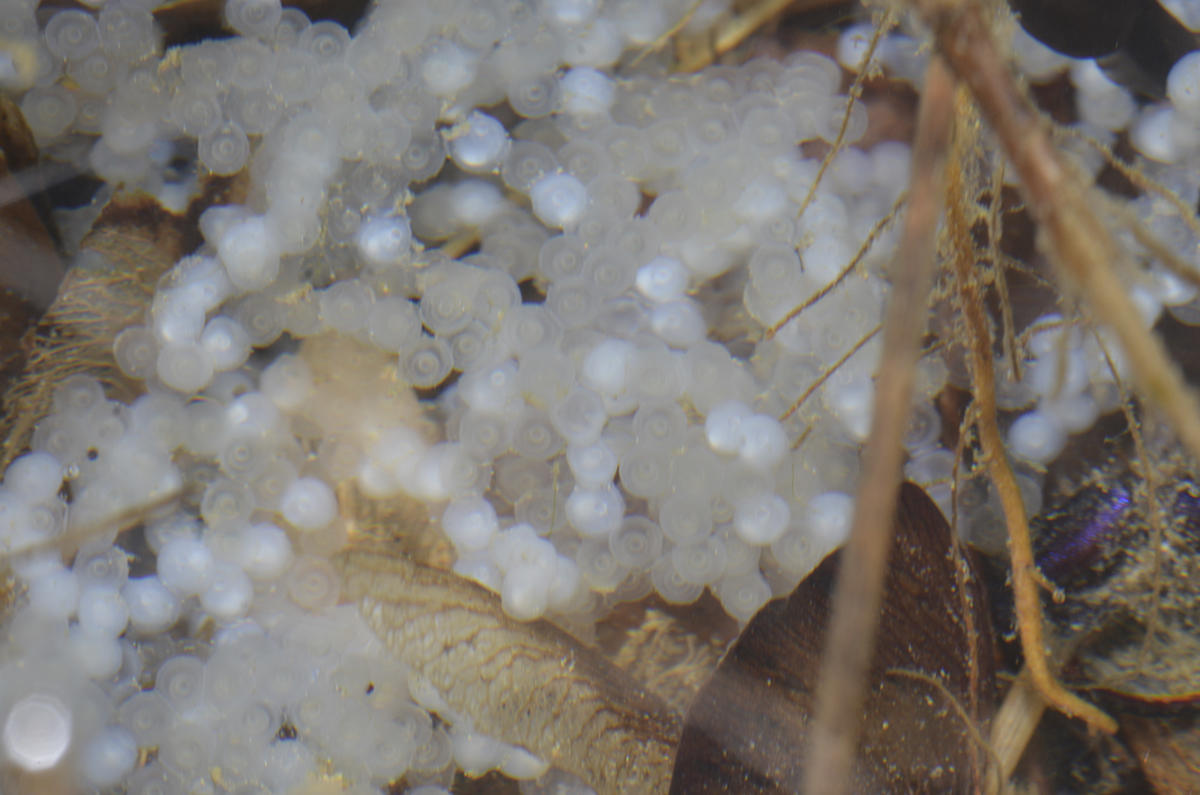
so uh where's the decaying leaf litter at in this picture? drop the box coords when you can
[6,0,1200,792]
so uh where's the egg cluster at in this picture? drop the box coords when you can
[5,0,1192,791]
[7,0,932,790]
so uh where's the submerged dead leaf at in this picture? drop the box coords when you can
[335,547,682,795]
[1123,714,1200,793]
[671,482,996,794]
[0,93,63,312]
[152,0,372,47]
[0,175,245,471]
[599,594,737,717]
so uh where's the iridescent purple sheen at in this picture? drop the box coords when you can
[1037,485,1132,581]
[1173,490,1200,536]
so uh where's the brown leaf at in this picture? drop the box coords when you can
[671,482,996,794]
[335,547,682,795]
[152,0,372,47]
[0,93,64,311]
[1122,714,1200,793]
[0,174,246,471]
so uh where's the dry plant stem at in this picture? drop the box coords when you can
[673,0,837,72]
[912,0,1200,487]
[800,55,954,795]
[947,142,1118,734]
[987,667,1046,787]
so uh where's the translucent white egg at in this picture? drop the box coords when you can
[224,0,282,39]
[609,515,663,568]
[260,353,313,411]
[79,726,138,788]
[547,555,581,609]
[447,110,510,173]
[77,585,130,637]
[650,299,706,348]
[157,536,215,596]
[566,483,625,537]
[716,572,771,622]
[671,536,726,585]
[581,338,634,396]
[6,451,63,504]
[442,496,499,551]
[200,562,254,619]
[836,22,875,71]
[452,728,504,778]
[420,38,477,96]
[806,491,855,548]
[635,256,689,304]
[236,522,293,581]
[659,492,714,545]
[217,215,281,291]
[199,122,250,176]
[501,564,551,620]
[68,626,123,679]
[26,566,79,621]
[704,400,753,454]
[550,387,607,445]
[3,693,72,772]
[122,576,181,634]
[559,66,614,116]
[733,492,791,545]
[200,316,251,372]
[530,173,589,229]
[566,439,619,487]
[1131,105,1180,163]
[738,414,788,471]
[279,476,338,532]
[45,10,100,60]
[1008,409,1068,465]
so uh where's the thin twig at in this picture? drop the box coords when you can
[779,323,881,421]
[1095,189,1200,291]
[766,190,907,339]
[673,0,840,72]
[630,0,705,69]
[1059,124,1200,252]
[794,10,893,223]
[946,113,1117,733]
[800,55,955,795]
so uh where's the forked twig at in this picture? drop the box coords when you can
[800,55,955,795]
[948,127,1117,734]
